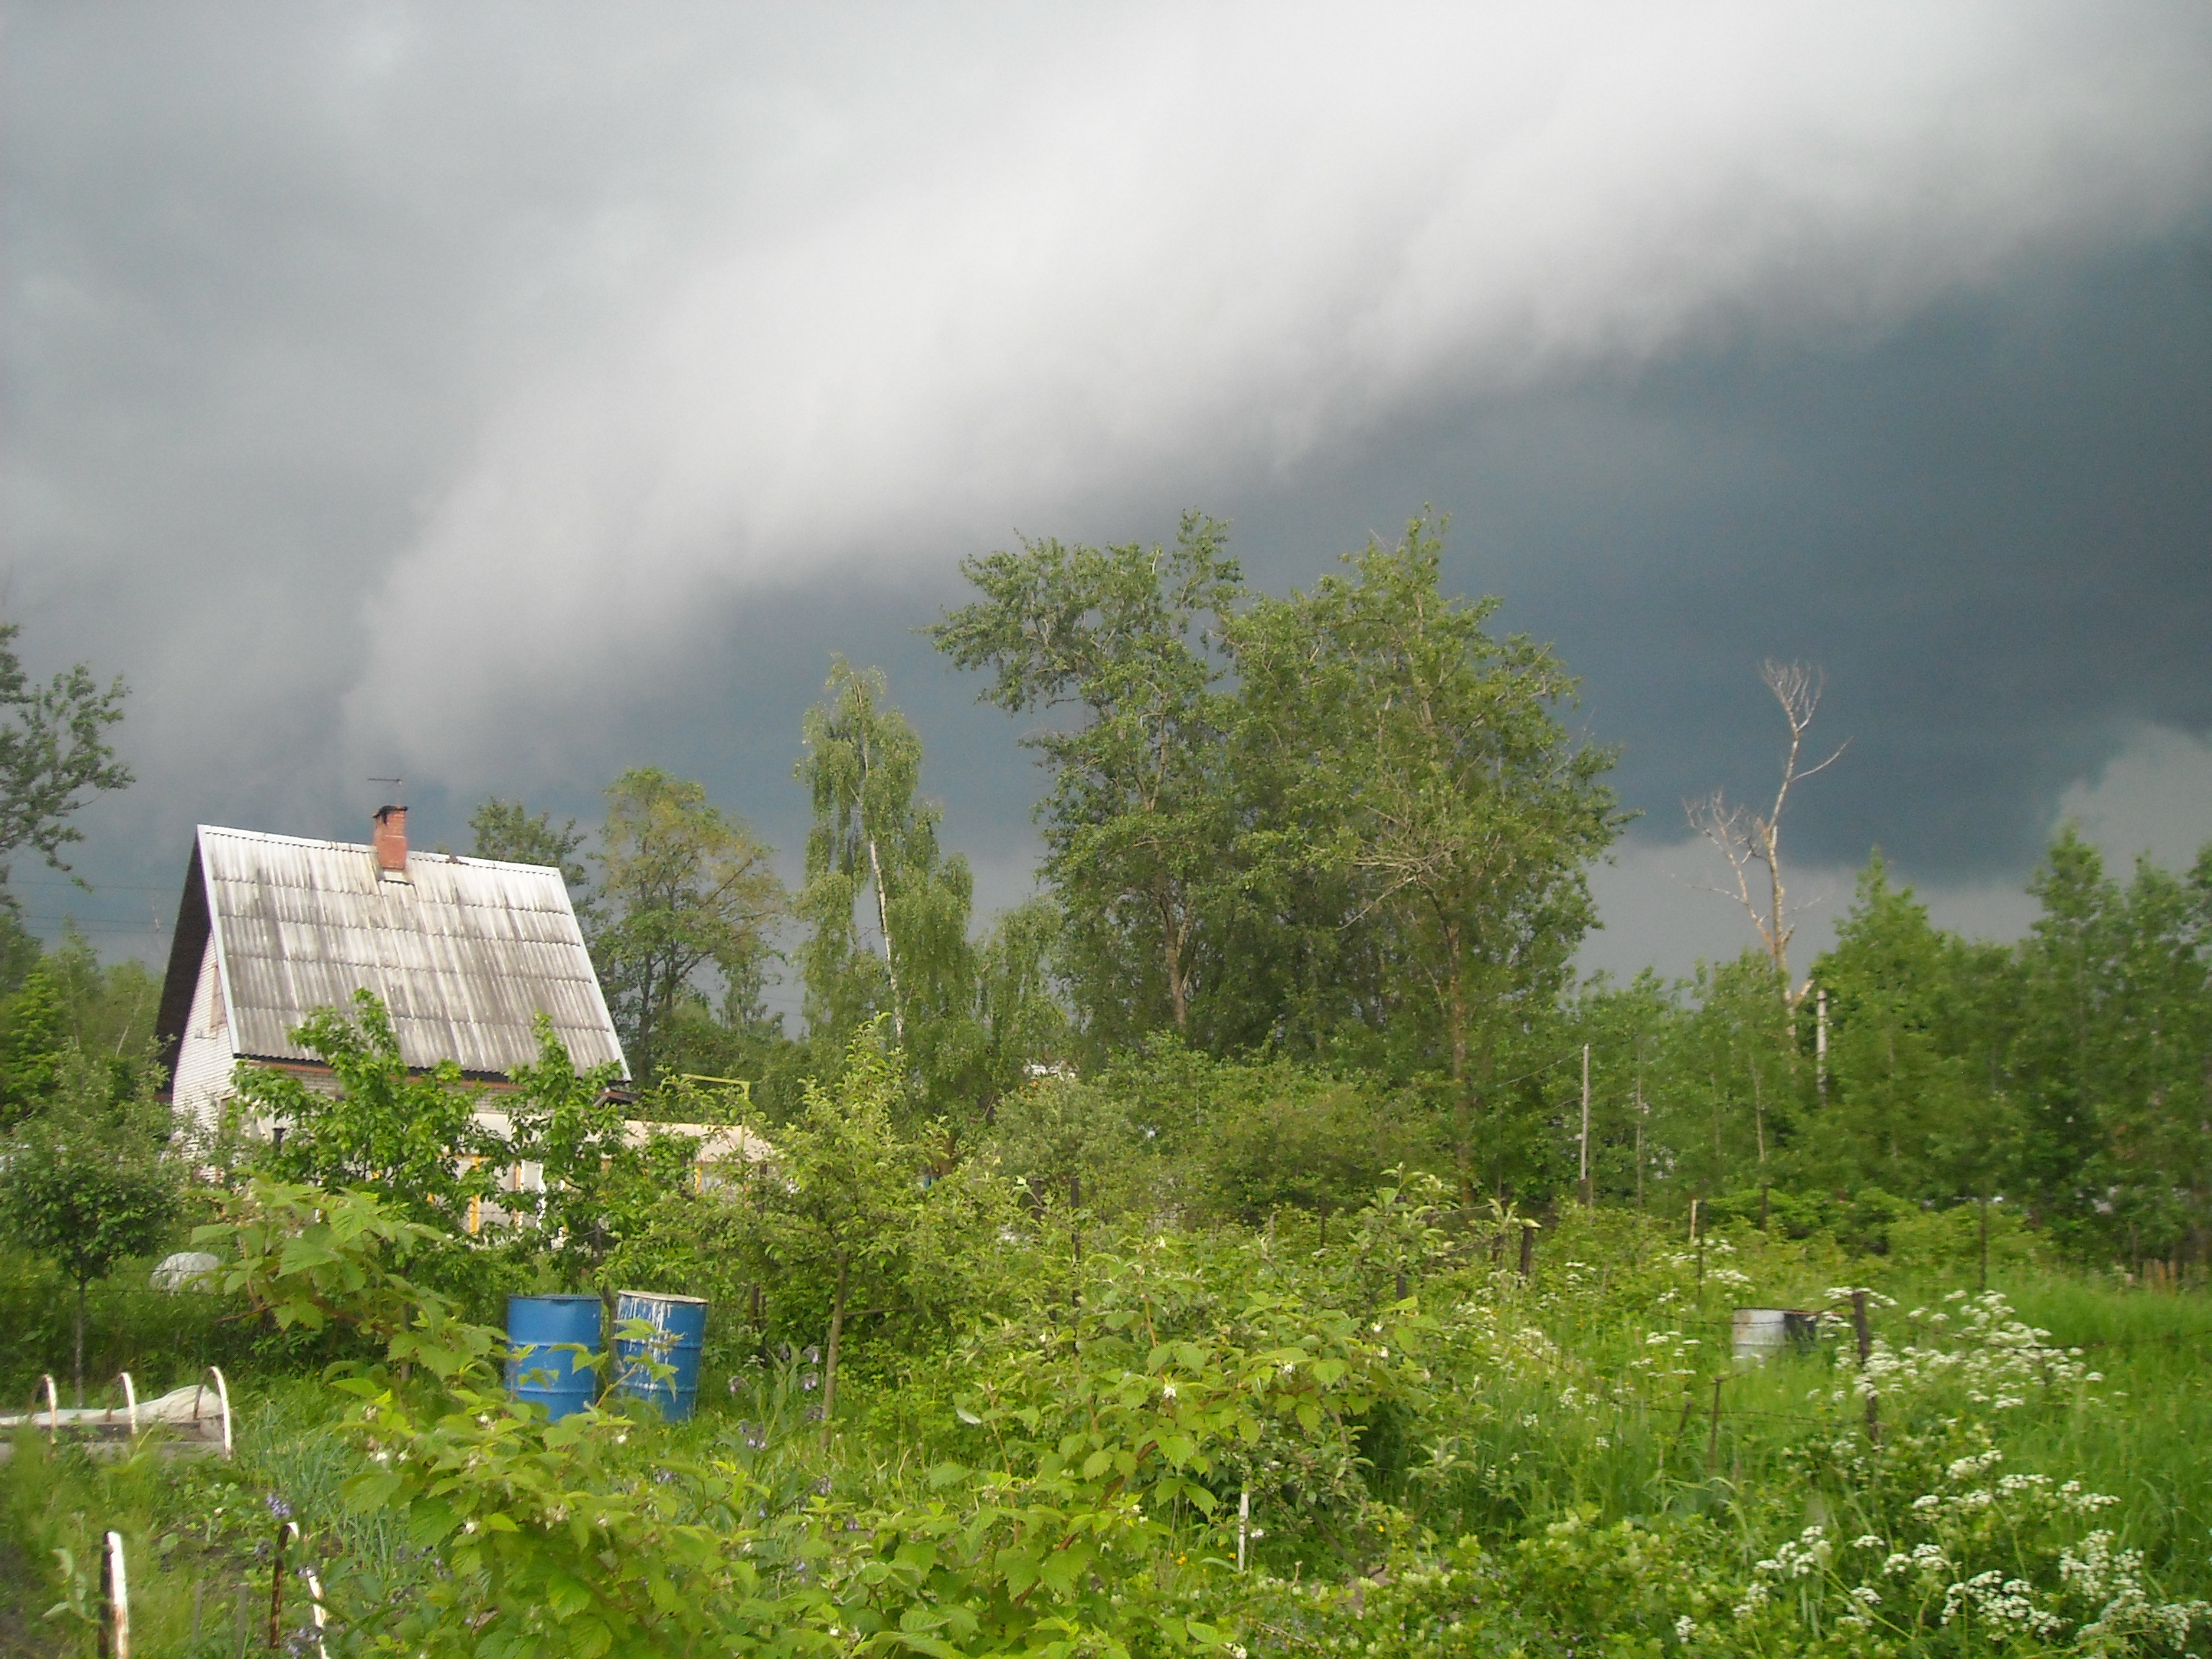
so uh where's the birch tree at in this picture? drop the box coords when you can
[796,660,966,1048]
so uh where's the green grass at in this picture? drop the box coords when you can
[7,1218,2212,1655]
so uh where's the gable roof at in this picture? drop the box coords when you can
[156,825,626,1083]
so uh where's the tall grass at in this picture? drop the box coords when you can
[6,1212,2211,1654]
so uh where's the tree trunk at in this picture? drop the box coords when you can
[1751,1058,1766,1169]
[1161,904,1190,1033]
[866,835,904,1044]
[74,1278,88,1407]
[822,1253,850,1444]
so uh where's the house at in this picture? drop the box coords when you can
[155,806,628,1134]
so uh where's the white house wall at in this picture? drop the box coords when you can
[171,935,237,1136]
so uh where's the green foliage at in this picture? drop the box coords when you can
[0,956,68,1125]
[0,929,165,1136]
[0,1043,181,1397]
[2009,831,2212,1261]
[502,1012,634,1282]
[931,510,1246,1048]
[971,898,1073,1109]
[469,796,591,896]
[730,1024,990,1425]
[1228,512,1622,1138]
[196,1178,454,1350]
[0,619,132,887]
[987,1071,1156,1220]
[16,1163,2212,1658]
[1809,855,2015,1202]
[593,767,785,1086]
[796,660,1008,1130]
[236,989,504,1233]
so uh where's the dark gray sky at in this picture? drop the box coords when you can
[6,2,2211,988]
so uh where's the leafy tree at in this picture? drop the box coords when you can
[40,924,163,1074]
[1653,949,1799,1207]
[2010,830,2133,1242]
[1189,1066,1421,1232]
[468,797,590,899]
[971,897,1072,1120]
[592,768,783,1085]
[2007,830,2212,1262]
[796,660,981,1077]
[930,511,1245,1047]
[0,1044,179,1402]
[796,665,1073,1138]
[0,958,68,1128]
[734,1023,927,1431]
[0,905,41,997]
[986,1070,1154,1219]
[2090,853,2212,1264]
[1562,968,1683,1209]
[235,989,504,1233]
[0,621,132,892]
[1804,855,2015,1205]
[501,1014,634,1282]
[1228,514,1622,1202]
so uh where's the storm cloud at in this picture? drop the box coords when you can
[4,2,2210,977]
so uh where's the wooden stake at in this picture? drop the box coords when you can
[1851,1290,1881,1446]
[1517,1222,1535,1280]
[268,1521,292,1649]
[1707,1375,1724,1470]
[100,1530,129,1658]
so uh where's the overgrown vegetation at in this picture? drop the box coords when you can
[1,516,2210,1654]
[6,1154,2211,1657]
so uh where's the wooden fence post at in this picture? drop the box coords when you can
[1706,1375,1724,1471]
[268,1521,291,1649]
[1851,1290,1881,1446]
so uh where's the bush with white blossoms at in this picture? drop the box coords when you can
[1716,1447,2207,1654]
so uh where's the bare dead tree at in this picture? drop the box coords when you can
[1685,660,1848,1005]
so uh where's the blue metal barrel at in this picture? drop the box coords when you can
[506,1295,604,1421]
[614,1291,709,1421]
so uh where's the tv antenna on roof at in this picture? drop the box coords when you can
[369,776,404,803]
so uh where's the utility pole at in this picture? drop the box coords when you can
[1634,1053,1647,1210]
[1579,1044,1593,1210]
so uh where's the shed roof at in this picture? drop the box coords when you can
[156,825,626,1082]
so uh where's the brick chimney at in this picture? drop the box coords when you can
[372,804,408,875]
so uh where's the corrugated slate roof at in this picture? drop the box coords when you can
[192,824,626,1079]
